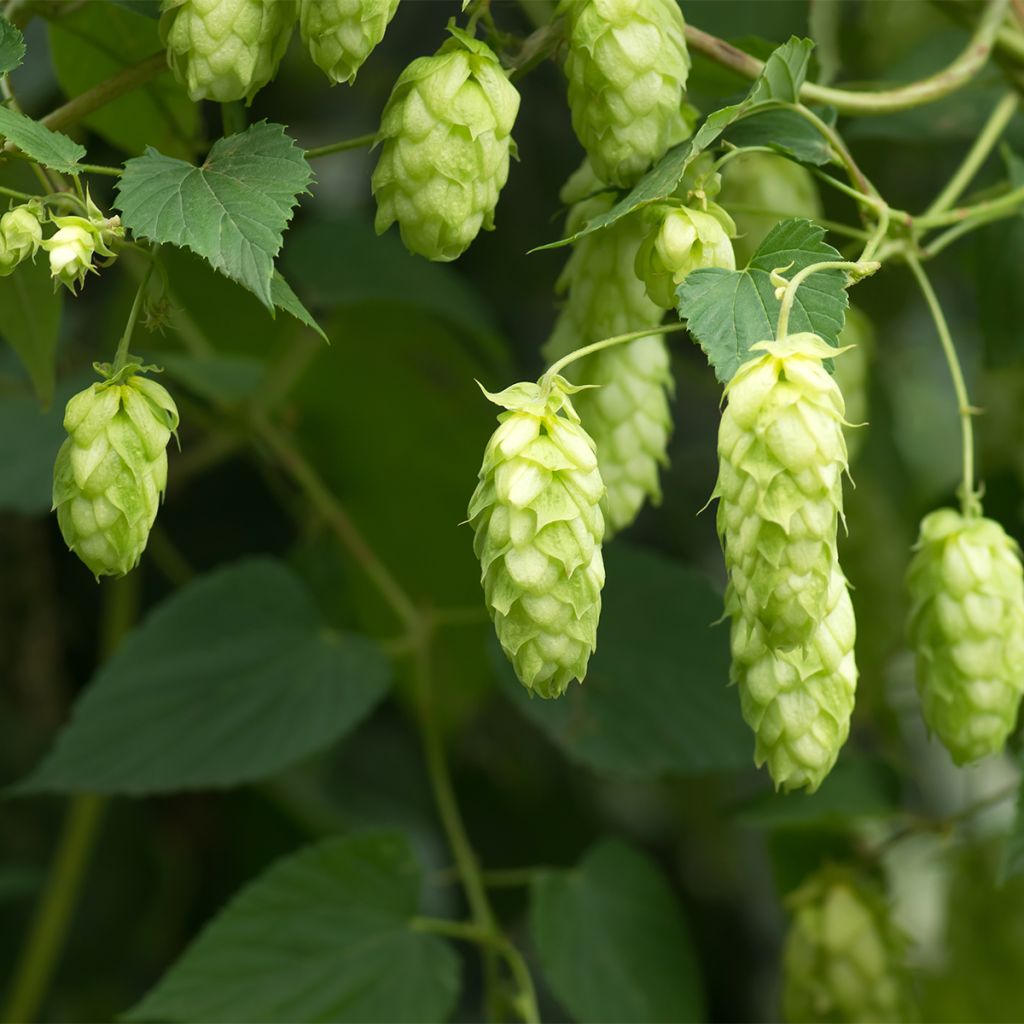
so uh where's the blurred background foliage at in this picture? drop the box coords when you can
[4,1,1024,1021]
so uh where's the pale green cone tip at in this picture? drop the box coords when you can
[298,0,399,84]
[469,376,606,698]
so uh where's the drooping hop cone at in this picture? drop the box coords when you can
[730,569,857,793]
[715,333,849,649]
[907,508,1024,764]
[298,0,399,84]
[160,0,296,103]
[469,377,606,699]
[544,180,671,536]
[559,0,690,187]
[783,868,915,1023]
[53,371,179,579]
[371,28,520,261]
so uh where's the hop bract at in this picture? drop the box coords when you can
[559,0,690,187]
[715,333,849,649]
[42,200,123,295]
[160,0,296,103]
[635,201,736,309]
[468,376,605,699]
[53,368,179,579]
[298,0,399,84]
[783,868,915,1023]
[371,28,520,262]
[907,508,1024,764]
[0,204,42,275]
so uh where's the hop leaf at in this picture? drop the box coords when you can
[559,0,691,188]
[298,0,399,84]
[468,376,606,698]
[371,29,520,261]
[52,368,179,578]
[160,0,297,104]
[906,508,1024,764]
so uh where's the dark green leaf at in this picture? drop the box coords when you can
[0,255,63,405]
[271,272,328,342]
[125,830,461,1023]
[0,106,85,175]
[16,559,391,794]
[530,840,704,1023]
[155,351,266,405]
[115,122,312,308]
[0,16,25,74]
[723,106,837,165]
[500,544,750,778]
[677,217,848,383]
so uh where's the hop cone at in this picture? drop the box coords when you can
[717,151,822,264]
[559,0,690,187]
[371,29,520,262]
[0,205,42,275]
[53,369,179,578]
[833,307,873,463]
[544,182,671,536]
[715,333,848,649]
[468,376,605,698]
[783,868,915,1023]
[298,0,399,84]
[160,0,296,103]
[730,568,857,793]
[906,508,1024,764]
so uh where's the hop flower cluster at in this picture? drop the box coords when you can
[372,29,520,262]
[468,377,605,698]
[559,0,690,187]
[42,211,123,294]
[0,205,42,277]
[298,0,399,84]
[53,368,179,579]
[906,508,1024,764]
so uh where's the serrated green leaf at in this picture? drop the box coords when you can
[125,831,461,1024]
[748,36,814,104]
[499,544,750,778]
[0,256,63,406]
[677,217,848,383]
[723,106,838,165]
[0,106,85,175]
[115,121,312,308]
[15,559,391,795]
[530,840,704,1024]
[0,16,26,74]
[272,272,328,342]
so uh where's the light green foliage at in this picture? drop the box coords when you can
[371,30,520,261]
[0,204,42,276]
[783,868,915,1023]
[468,377,605,698]
[906,508,1024,764]
[53,368,179,578]
[160,0,296,103]
[559,0,690,187]
[298,0,399,84]
[833,306,873,462]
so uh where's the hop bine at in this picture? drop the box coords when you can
[468,376,605,699]
[298,0,399,84]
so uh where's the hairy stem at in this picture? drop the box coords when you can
[304,132,378,160]
[773,260,879,341]
[543,321,688,381]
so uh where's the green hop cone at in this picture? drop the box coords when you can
[717,151,822,265]
[468,376,606,699]
[0,204,43,275]
[160,0,296,103]
[53,368,179,578]
[730,568,857,793]
[715,333,849,649]
[371,28,520,262]
[298,0,399,84]
[42,213,122,294]
[906,508,1024,764]
[635,201,736,309]
[559,0,690,187]
[782,868,915,1023]
[833,307,873,463]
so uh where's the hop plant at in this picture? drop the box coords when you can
[298,0,399,84]
[717,151,822,264]
[635,201,736,309]
[715,333,849,649]
[371,28,520,262]
[730,568,857,793]
[906,508,1024,764]
[544,180,671,536]
[782,868,915,1023]
[468,376,605,699]
[53,367,179,579]
[559,0,690,187]
[42,207,123,294]
[833,307,873,463]
[160,0,296,103]
[0,204,42,275]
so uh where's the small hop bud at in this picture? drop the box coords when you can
[298,0,399,84]
[53,367,179,578]
[635,202,736,309]
[1,204,43,263]
[42,213,122,294]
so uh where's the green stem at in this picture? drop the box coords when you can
[544,321,688,381]
[220,101,246,138]
[74,163,122,178]
[774,260,880,340]
[917,180,1024,229]
[786,102,879,198]
[904,254,978,515]
[0,183,37,203]
[112,253,157,373]
[925,91,1019,217]
[304,132,378,160]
